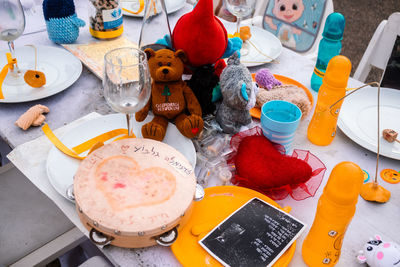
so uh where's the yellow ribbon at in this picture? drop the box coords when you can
[122,0,145,15]
[0,53,17,99]
[42,123,135,160]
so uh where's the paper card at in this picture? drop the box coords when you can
[199,197,306,267]
[62,37,138,79]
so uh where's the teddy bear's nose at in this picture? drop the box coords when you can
[162,68,169,74]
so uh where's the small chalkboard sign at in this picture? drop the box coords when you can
[199,198,306,267]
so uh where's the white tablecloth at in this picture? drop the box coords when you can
[3,3,400,267]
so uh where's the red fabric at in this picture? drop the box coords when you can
[213,59,227,77]
[172,0,228,67]
[228,127,326,200]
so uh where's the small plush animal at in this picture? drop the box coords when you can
[255,68,282,90]
[187,64,219,116]
[357,235,400,267]
[135,48,204,141]
[216,52,253,134]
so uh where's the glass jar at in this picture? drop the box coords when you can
[89,0,123,39]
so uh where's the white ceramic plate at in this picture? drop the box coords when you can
[46,113,196,202]
[121,0,185,17]
[223,22,283,67]
[0,45,82,103]
[338,87,400,160]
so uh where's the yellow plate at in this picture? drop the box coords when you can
[250,74,314,119]
[171,186,296,267]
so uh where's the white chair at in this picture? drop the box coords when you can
[353,12,400,83]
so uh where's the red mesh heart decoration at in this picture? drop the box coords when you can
[228,127,326,200]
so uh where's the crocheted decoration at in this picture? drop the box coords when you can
[43,0,85,44]
[43,0,75,20]
[254,68,281,90]
[24,70,46,88]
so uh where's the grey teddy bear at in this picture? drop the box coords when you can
[216,52,253,134]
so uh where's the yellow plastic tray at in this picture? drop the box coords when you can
[171,186,296,267]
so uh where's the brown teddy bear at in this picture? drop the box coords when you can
[135,48,204,141]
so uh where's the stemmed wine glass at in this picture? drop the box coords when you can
[224,0,255,33]
[103,48,152,137]
[138,0,172,50]
[0,0,26,78]
[224,0,255,56]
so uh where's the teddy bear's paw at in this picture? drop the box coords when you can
[180,115,204,138]
[141,122,166,141]
[135,110,148,122]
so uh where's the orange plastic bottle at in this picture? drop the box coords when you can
[307,56,351,146]
[302,162,364,266]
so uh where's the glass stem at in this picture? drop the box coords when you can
[126,113,134,137]
[7,41,20,73]
[236,17,241,34]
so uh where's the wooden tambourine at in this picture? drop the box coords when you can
[73,138,203,248]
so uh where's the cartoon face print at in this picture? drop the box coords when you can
[272,0,305,23]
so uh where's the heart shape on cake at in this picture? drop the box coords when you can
[95,155,176,211]
[229,127,326,200]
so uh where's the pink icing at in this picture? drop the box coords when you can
[114,183,126,189]
[377,251,384,260]
[95,155,176,211]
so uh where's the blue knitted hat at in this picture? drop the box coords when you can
[43,0,75,20]
[43,0,85,44]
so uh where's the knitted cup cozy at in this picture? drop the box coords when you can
[43,0,85,44]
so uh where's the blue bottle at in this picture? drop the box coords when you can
[311,13,345,92]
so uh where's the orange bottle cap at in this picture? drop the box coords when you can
[324,161,363,206]
[323,55,352,89]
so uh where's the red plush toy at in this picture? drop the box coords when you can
[229,127,326,200]
[172,0,228,67]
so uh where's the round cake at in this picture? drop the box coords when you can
[74,138,196,248]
